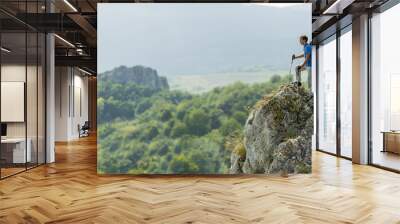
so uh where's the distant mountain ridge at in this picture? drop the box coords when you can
[100,65,169,90]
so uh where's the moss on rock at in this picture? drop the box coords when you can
[230,83,313,175]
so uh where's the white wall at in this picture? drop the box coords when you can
[1,65,37,137]
[1,65,26,141]
[74,73,89,136]
[46,33,56,163]
[55,66,70,141]
[55,67,89,141]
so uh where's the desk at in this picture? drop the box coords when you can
[1,138,31,164]
[382,131,400,154]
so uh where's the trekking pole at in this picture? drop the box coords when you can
[289,57,295,84]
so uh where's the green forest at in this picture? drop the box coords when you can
[98,66,291,174]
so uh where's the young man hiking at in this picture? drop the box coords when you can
[292,35,312,88]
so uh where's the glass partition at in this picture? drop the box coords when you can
[0,31,28,177]
[0,2,46,179]
[370,4,400,171]
[339,27,352,158]
[317,35,337,154]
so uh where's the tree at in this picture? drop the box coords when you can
[270,74,282,83]
[171,121,187,138]
[233,111,248,125]
[98,74,289,174]
[220,118,242,136]
[135,100,152,115]
[168,155,198,173]
[208,108,223,129]
[184,109,211,136]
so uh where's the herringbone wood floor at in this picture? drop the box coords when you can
[1,135,400,224]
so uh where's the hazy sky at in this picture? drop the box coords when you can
[98,3,311,76]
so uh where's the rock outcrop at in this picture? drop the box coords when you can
[100,65,169,90]
[230,83,313,175]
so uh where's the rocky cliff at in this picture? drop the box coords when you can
[100,65,169,90]
[230,83,313,175]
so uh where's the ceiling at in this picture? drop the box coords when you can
[0,0,391,75]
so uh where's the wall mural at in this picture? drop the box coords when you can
[97,3,313,175]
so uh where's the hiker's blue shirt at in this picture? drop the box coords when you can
[304,43,312,67]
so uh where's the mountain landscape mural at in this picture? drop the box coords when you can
[97,3,312,174]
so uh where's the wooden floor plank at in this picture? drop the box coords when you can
[0,135,400,223]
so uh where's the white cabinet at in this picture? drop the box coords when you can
[1,138,32,163]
